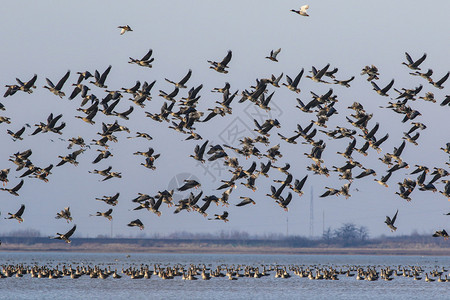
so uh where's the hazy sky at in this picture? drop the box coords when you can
[0,1,449,239]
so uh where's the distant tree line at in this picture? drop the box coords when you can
[0,223,448,248]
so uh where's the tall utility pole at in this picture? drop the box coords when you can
[309,186,314,237]
[286,216,289,237]
[323,210,325,236]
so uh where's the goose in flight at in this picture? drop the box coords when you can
[385,210,398,232]
[374,172,392,187]
[76,70,93,84]
[91,208,113,221]
[56,149,85,167]
[55,207,73,223]
[306,64,331,83]
[209,211,229,222]
[114,106,134,120]
[320,187,340,198]
[432,229,448,240]
[129,49,154,68]
[266,183,288,200]
[282,69,304,93]
[291,5,309,16]
[355,168,376,179]
[208,50,232,73]
[429,71,449,89]
[270,73,284,88]
[118,25,132,35]
[395,185,413,202]
[212,82,230,93]
[410,68,433,81]
[4,84,19,97]
[333,76,355,88]
[128,219,144,230]
[290,175,308,196]
[178,180,201,191]
[371,79,395,96]
[90,65,112,88]
[5,204,25,223]
[159,86,179,102]
[43,70,70,98]
[0,179,24,196]
[50,225,77,243]
[0,116,11,125]
[276,192,293,211]
[89,166,112,178]
[95,192,120,206]
[165,69,192,89]
[190,140,208,163]
[266,48,281,62]
[7,126,26,141]
[16,74,38,94]
[127,132,153,141]
[361,65,380,81]
[236,197,256,206]
[402,52,427,70]
[92,150,113,164]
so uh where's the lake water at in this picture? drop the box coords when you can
[0,252,448,299]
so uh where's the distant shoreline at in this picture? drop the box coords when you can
[1,243,449,256]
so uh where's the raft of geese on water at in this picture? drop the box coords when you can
[0,263,449,282]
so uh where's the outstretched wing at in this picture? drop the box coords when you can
[16,204,26,217]
[141,49,153,61]
[12,179,24,192]
[381,79,395,94]
[55,70,71,91]
[292,68,304,86]
[404,52,413,64]
[65,225,77,238]
[178,69,192,85]
[391,209,398,225]
[99,65,112,84]
[220,50,232,66]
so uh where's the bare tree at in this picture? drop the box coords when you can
[333,223,369,246]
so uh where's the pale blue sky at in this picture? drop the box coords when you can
[0,1,449,238]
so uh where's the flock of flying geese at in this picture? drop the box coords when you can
[1,262,449,283]
[0,22,449,244]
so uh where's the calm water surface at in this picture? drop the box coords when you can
[0,252,448,300]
